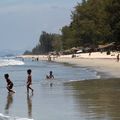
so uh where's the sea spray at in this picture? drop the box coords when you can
[0,113,34,120]
[0,59,24,67]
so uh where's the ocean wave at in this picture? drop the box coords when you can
[0,113,33,120]
[0,59,24,67]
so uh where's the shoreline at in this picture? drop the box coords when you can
[1,53,120,120]
[54,57,120,78]
[18,52,120,79]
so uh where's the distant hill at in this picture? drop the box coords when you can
[0,49,24,57]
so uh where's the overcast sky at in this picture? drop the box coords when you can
[0,0,81,51]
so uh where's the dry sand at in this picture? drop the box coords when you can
[19,52,120,78]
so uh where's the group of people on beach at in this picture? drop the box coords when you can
[4,69,54,93]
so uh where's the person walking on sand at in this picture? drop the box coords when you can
[4,74,15,93]
[117,54,119,62]
[27,69,34,93]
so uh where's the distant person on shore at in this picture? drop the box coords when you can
[36,57,39,61]
[4,74,15,93]
[89,51,92,56]
[46,71,54,79]
[27,69,34,93]
[117,54,119,62]
[48,55,51,61]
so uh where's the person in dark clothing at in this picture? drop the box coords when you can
[27,69,34,93]
[4,74,15,93]
[46,71,54,79]
[117,54,119,62]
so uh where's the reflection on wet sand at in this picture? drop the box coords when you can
[5,93,14,114]
[65,79,120,120]
[27,93,33,118]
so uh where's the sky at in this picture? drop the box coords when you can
[0,0,81,52]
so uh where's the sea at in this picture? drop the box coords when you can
[0,56,101,120]
[0,56,100,88]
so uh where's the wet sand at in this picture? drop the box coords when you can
[65,78,120,120]
[2,53,119,120]
[0,78,120,120]
[20,52,120,78]
[53,56,120,78]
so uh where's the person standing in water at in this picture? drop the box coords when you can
[46,71,54,87]
[27,69,34,93]
[4,74,15,93]
[46,71,54,79]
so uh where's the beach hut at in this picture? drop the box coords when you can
[98,42,115,51]
[71,47,80,53]
[63,49,72,55]
[76,49,83,53]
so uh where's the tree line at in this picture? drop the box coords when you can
[24,0,120,55]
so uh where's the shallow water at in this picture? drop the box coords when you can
[0,58,99,88]
[0,58,120,120]
[1,79,120,120]
[65,79,120,120]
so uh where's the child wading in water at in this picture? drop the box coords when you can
[46,71,54,79]
[46,71,54,87]
[4,74,15,93]
[27,69,34,93]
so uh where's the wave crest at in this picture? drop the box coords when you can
[0,59,24,67]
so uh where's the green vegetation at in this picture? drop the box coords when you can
[31,31,62,55]
[24,0,120,55]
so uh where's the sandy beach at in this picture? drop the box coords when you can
[20,52,120,78]
[0,53,120,120]
[54,58,120,78]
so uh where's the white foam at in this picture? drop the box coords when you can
[0,59,24,67]
[0,113,34,120]
[0,113,10,120]
[16,118,34,120]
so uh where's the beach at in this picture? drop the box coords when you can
[0,58,99,120]
[54,57,120,78]
[0,52,120,120]
[54,52,120,78]
[20,52,120,78]
[1,78,120,120]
